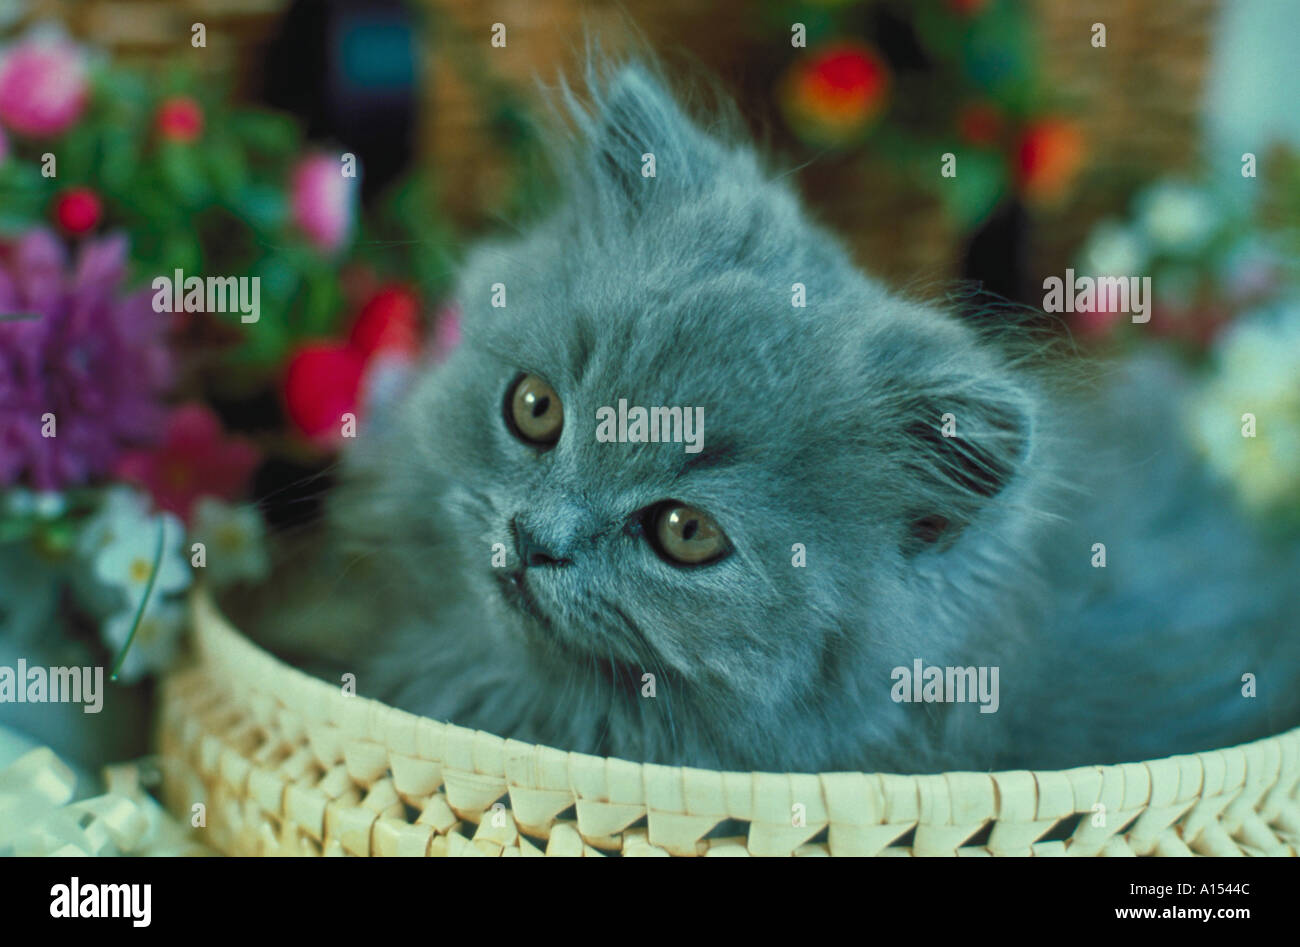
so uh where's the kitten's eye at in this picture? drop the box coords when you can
[653,503,729,565]
[506,374,564,446]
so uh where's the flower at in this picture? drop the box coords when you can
[430,301,462,364]
[72,485,153,618]
[1187,303,1300,518]
[190,497,269,588]
[0,33,88,137]
[285,287,435,446]
[92,509,190,602]
[1079,220,1148,277]
[77,485,151,559]
[0,229,172,490]
[349,286,421,360]
[1134,181,1218,256]
[289,152,356,253]
[114,403,261,523]
[155,96,203,143]
[4,486,65,519]
[1014,118,1086,205]
[779,42,889,144]
[52,187,101,235]
[102,597,186,683]
[283,341,366,444]
[955,102,1003,146]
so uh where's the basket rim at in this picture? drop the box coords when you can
[183,586,1300,783]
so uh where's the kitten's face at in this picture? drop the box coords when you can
[390,66,1030,715]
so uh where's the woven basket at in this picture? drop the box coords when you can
[156,589,1300,857]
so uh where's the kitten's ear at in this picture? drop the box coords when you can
[901,384,1030,553]
[582,64,722,209]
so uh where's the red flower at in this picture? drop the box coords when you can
[53,187,101,235]
[349,285,421,359]
[115,403,261,523]
[1148,303,1230,348]
[946,0,990,15]
[156,96,204,143]
[1015,118,1086,204]
[780,41,889,144]
[956,102,1004,146]
[283,287,434,448]
[1071,293,1124,339]
[284,341,367,445]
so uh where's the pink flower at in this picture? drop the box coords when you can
[290,152,355,253]
[156,96,204,143]
[1072,295,1124,338]
[431,301,461,364]
[114,403,260,523]
[0,35,88,137]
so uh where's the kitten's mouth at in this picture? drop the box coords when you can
[493,571,642,692]
[494,570,554,631]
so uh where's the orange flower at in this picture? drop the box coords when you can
[1014,118,1086,204]
[780,42,889,144]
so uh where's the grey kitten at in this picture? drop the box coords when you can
[249,62,1300,774]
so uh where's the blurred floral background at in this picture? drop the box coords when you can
[0,0,1298,851]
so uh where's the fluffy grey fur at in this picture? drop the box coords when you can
[245,62,1300,774]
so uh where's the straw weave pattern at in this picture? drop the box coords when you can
[157,592,1300,857]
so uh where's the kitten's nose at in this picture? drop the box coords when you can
[513,519,571,568]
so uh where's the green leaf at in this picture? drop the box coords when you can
[100,126,142,192]
[301,268,343,336]
[159,143,212,206]
[206,136,250,203]
[235,184,287,231]
[229,111,298,156]
[934,148,1008,230]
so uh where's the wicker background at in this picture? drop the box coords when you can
[23,0,1218,292]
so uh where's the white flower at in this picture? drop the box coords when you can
[190,497,269,588]
[1187,303,1300,515]
[1079,219,1148,276]
[102,598,186,682]
[30,491,65,519]
[73,487,159,619]
[93,511,191,602]
[1135,181,1217,256]
[4,488,34,517]
[0,487,61,519]
[77,486,152,559]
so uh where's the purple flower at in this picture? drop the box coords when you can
[0,229,173,489]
